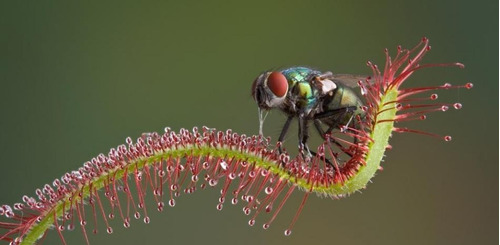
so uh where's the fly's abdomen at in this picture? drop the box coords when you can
[321,84,365,128]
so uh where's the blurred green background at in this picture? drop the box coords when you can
[0,1,497,244]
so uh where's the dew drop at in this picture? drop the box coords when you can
[106,227,113,234]
[420,115,427,120]
[228,173,236,180]
[126,137,132,144]
[444,136,452,142]
[158,202,164,212]
[216,203,223,211]
[169,199,176,207]
[144,217,150,224]
[220,161,228,171]
[430,94,438,100]
[246,195,254,203]
[134,212,141,219]
[13,203,24,210]
[465,82,473,89]
[243,207,251,215]
[284,229,292,236]
[80,220,87,226]
[58,225,64,231]
[191,175,198,182]
[453,103,462,109]
[124,221,130,228]
[441,105,449,111]
[5,211,13,218]
[231,198,238,205]
[265,187,273,195]
[209,179,218,187]
[443,83,452,88]
[263,223,270,229]
[249,171,256,178]
[261,169,268,177]
[108,213,115,219]
[248,219,255,226]
[158,170,165,177]
[22,195,30,203]
[67,224,75,231]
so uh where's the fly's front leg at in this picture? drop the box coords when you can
[277,116,294,157]
[298,114,312,160]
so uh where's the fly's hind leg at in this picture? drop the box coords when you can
[313,106,359,160]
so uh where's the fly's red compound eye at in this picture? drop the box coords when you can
[267,72,288,97]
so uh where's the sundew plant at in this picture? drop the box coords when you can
[0,38,472,245]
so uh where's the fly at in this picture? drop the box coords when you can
[251,66,369,163]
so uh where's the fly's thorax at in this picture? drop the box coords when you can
[280,67,322,116]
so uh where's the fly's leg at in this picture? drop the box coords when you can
[298,114,312,161]
[314,106,359,159]
[313,119,351,157]
[277,116,294,166]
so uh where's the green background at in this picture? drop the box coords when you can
[1,1,497,244]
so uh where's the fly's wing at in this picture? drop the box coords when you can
[330,74,373,88]
[314,73,375,95]
[330,74,378,97]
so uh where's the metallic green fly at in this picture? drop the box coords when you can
[251,66,369,162]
